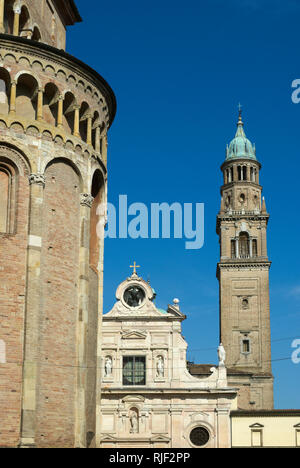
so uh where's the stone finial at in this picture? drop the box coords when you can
[80,193,94,208]
[262,196,267,214]
[220,197,225,214]
[173,298,180,310]
[28,173,46,187]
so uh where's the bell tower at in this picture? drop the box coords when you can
[217,110,274,410]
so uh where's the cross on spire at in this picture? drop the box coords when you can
[130,261,140,275]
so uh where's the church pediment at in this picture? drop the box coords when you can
[122,330,147,340]
[249,423,264,428]
[150,435,171,442]
[101,434,118,442]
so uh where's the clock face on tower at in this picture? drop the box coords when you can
[123,286,146,308]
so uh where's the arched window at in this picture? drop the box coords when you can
[43,82,60,126]
[0,68,11,115]
[0,159,17,234]
[231,240,236,259]
[19,5,31,37]
[252,239,258,257]
[239,231,250,258]
[16,73,39,120]
[32,26,41,42]
[243,166,247,180]
[238,166,242,181]
[4,0,14,34]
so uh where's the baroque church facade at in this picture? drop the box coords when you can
[99,267,236,448]
[0,0,285,450]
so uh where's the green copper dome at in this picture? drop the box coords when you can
[226,112,256,161]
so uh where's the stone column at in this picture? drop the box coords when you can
[73,105,80,138]
[249,238,253,258]
[233,164,238,182]
[102,134,108,164]
[0,0,4,33]
[20,173,45,448]
[95,126,100,153]
[57,95,63,128]
[74,193,94,448]
[13,5,21,36]
[9,81,17,114]
[247,165,251,182]
[235,238,239,259]
[37,88,43,122]
[86,115,92,145]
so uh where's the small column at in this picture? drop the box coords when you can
[235,238,239,259]
[74,193,94,448]
[57,95,63,128]
[247,165,251,182]
[102,134,108,164]
[37,88,43,122]
[73,105,80,137]
[249,238,253,258]
[9,81,17,114]
[0,0,5,33]
[233,164,238,182]
[13,5,21,36]
[86,115,92,145]
[95,126,100,153]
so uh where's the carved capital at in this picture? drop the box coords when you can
[80,193,94,208]
[29,173,45,187]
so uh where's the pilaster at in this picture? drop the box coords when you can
[20,173,45,448]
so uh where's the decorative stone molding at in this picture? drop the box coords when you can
[80,193,94,208]
[28,173,45,187]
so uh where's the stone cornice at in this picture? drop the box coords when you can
[52,0,82,25]
[101,388,237,396]
[217,261,271,270]
[231,410,300,418]
[221,158,262,171]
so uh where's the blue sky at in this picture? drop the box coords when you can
[68,0,300,408]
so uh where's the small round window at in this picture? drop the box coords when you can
[123,286,145,308]
[190,427,210,447]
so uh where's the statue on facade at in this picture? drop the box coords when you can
[218,343,226,366]
[105,356,112,377]
[130,411,139,434]
[156,356,164,378]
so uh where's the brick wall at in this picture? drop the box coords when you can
[0,160,29,448]
[36,160,80,448]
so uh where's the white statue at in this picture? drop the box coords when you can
[156,356,164,378]
[218,343,226,366]
[105,357,112,377]
[130,411,139,434]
